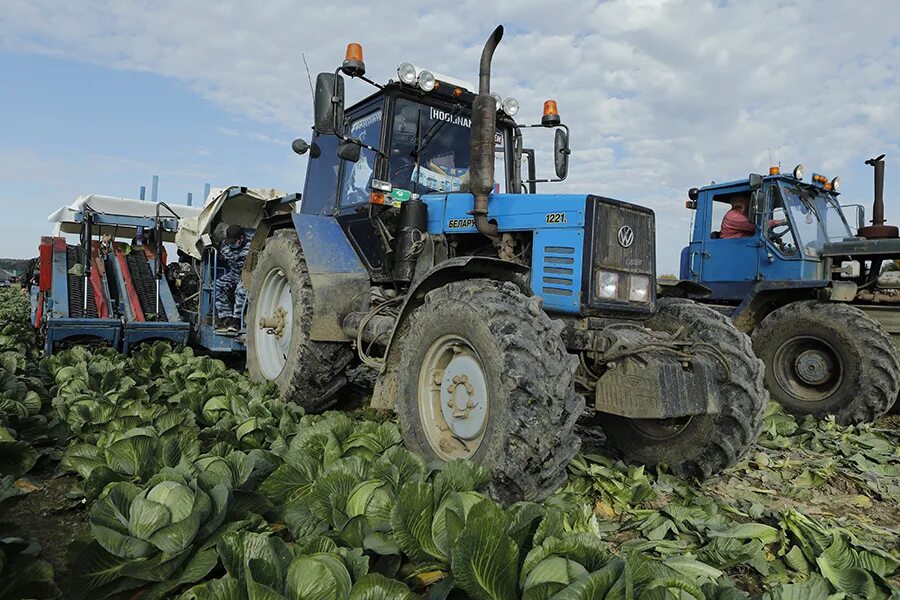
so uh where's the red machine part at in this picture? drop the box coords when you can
[141,244,166,264]
[114,245,145,322]
[89,241,110,319]
[35,237,61,328]
[38,237,55,292]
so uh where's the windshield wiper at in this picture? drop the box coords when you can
[414,103,463,159]
[791,186,822,222]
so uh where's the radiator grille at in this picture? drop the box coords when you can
[588,196,655,308]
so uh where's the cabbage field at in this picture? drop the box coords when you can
[1,285,898,599]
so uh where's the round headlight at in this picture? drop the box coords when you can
[831,176,840,191]
[417,70,435,92]
[397,62,417,85]
[596,271,619,299]
[501,97,519,116]
[490,92,502,109]
[793,164,804,180]
[629,275,651,302]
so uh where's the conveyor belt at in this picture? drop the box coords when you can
[125,251,168,321]
[66,246,98,319]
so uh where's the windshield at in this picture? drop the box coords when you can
[389,98,506,194]
[778,182,852,256]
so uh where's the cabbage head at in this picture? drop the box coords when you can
[90,474,230,559]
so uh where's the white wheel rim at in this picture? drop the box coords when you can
[417,334,489,460]
[254,268,293,380]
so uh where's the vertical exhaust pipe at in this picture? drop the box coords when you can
[868,154,886,226]
[469,25,504,241]
[859,154,898,239]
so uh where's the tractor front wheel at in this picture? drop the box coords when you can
[246,230,354,412]
[388,279,584,504]
[752,301,899,424]
[600,298,767,479]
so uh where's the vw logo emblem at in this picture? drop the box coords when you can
[617,225,635,248]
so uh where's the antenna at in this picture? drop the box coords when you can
[301,52,315,99]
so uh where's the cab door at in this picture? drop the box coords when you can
[698,186,761,300]
[756,182,816,283]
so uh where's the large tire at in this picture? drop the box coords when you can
[600,298,766,479]
[388,279,584,504]
[246,230,354,412]
[752,301,899,424]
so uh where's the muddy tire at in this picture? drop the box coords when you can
[246,230,354,412]
[601,298,766,479]
[388,279,584,503]
[752,301,899,424]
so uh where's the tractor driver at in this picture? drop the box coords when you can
[215,225,250,332]
[720,194,787,239]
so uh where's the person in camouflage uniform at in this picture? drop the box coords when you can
[215,225,250,332]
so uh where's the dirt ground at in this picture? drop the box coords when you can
[3,468,87,587]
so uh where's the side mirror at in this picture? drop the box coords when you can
[748,173,763,190]
[688,188,699,201]
[314,72,345,135]
[554,128,570,180]
[292,138,310,155]
[337,139,361,163]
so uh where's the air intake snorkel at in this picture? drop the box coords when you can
[468,25,504,242]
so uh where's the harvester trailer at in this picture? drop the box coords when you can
[678,156,900,424]
[232,25,766,502]
[31,195,201,354]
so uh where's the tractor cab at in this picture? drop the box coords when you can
[301,77,516,217]
[681,166,853,301]
[297,71,521,283]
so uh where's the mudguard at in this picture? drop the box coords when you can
[291,213,371,341]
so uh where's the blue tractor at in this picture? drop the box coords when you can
[235,26,765,502]
[679,157,900,424]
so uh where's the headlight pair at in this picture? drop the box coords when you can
[595,271,650,303]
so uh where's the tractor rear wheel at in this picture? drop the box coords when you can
[388,279,584,504]
[600,298,766,479]
[752,301,899,424]
[246,230,354,412]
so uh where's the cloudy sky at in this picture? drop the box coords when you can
[1,0,898,275]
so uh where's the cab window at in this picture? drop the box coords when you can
[301,134,341,215]
[710,192,753,238]
[340,110,383,206]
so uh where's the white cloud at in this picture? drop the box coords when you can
[1,0,899,272]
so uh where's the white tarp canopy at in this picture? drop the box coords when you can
[47,194,203,243]
[175,186,287,259]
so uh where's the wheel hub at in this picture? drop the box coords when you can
[439,355,487,439]
[259,306,287,338]
[254,268,293,380]
[418,336,489,459]
[794,349,833,386]
[772,335,843,403]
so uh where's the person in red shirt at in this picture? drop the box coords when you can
[720,196,756,238]
[720,195,786,239]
